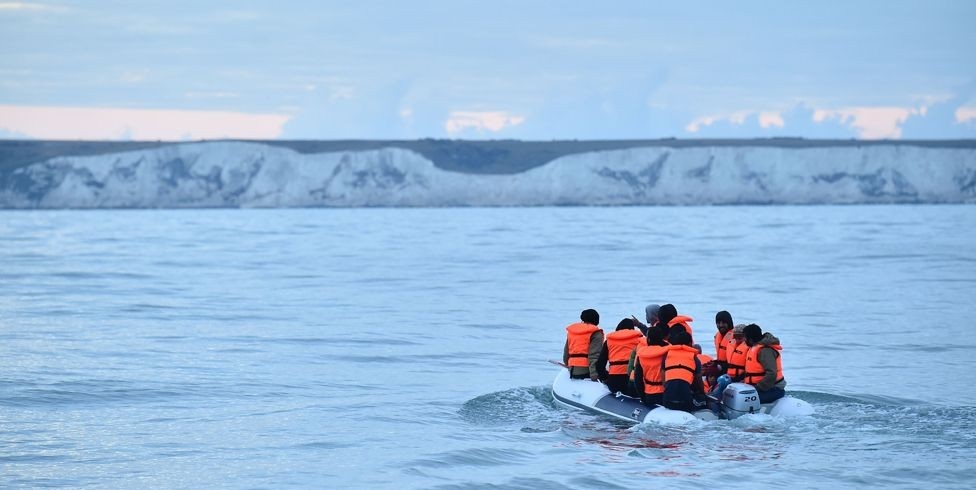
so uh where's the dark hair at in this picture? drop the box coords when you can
[616,318,635,331]
[743,323,763,342]
[715,310,733,328]
[669,330,692,346]
[580,309,600,325]
[646,326,667,346]
[658,304,677,325]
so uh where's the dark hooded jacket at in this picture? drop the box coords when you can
[754,333,787,392]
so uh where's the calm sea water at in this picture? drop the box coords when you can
[1,206,975,489]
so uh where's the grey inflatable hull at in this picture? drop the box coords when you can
[551,369,813,424]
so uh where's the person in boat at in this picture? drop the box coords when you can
[655,304,677,335]
[627,303,664,380]
[703,359,730,413]
[668,314,694,343]
[713,310,734,366]
[562,309,605,381]
[692,343,713,391]
[632,327,670,406]
[596,318,645,396]
[701,359,722,395]
[630,303,659,336]
[661,330,708,412]
[739,323,787,403]
[724,323,749,379]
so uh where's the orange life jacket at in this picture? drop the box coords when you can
[636,344,670,394]
[663,345,699,385]
[743,344,785,386]
[605,329,644,375]
[726,340,749,378]
[720,330,736,362]
[715,330,732,360]
[565,322,602,368]
[697,353,714,392]
[668,315,694,342]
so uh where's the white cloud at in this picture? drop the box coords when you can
[0,2,39,9]
[955,107,976,123]
[0,105,291,140]
[444,111,525,135]
[688,105,921,139]
[0,2,66,12]
[685,111,751,132]
[813,106,918,139]
[758,111,785,128]
[684,116,717,133]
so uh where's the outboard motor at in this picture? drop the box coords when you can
[721,382,762,419]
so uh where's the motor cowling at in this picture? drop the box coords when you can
[721,382,761,419]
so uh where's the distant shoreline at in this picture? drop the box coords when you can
[3,137,976,175]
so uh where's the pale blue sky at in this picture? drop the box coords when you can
[1,1,974,140]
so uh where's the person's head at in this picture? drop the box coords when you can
[616,318,635,331]
[743,323,763,346]
[580,309,600,326]
[646,326,667,346]
[715,310,733,334]
[732,323,746,342]
[658,304,677,325]
[702,360,722,379]
[669,330,692,346]
[645,304,660,324]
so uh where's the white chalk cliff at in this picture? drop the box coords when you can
[1,142,974,207]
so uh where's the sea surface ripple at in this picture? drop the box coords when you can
[1,206,975,488]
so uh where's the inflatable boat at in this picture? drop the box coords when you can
[551,369,814,424]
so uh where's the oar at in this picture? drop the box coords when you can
[547,359,567,368]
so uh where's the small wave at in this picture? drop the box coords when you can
[290,441,356,450]
[792,390,926,407]
[426,477,569,490]
[0,378,214,408]
[0,454,71,463]
[218,335,421,347]
[409,447,535,468]
[459,385,560,431]
[1,386,186,407]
